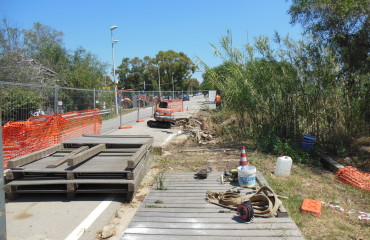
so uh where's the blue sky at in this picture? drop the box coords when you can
[1,0,302,81]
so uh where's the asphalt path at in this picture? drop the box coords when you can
[101,95,206,134]
[5,95,206,240]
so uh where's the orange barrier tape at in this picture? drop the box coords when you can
[2,108,101,167]
[335,166,370,192]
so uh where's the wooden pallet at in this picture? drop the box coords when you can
[4,135,153,201]
[122,172,304,240]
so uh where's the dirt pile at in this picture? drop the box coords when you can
[337,137,370,172]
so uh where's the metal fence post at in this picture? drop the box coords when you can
[119,105,122,127]
[54,86,58,114]
[93,88,96,109]
[0,108,7,239]
[137,97,140,121]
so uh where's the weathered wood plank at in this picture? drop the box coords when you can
[67,144,105,166]
[64,135,153,145]
[5,171,23,181]
[321,155,344,172]
[127,139,153,168]
[139,208,232,213]
[148,189,243,193]
[97,153,134,156]
[128,222,299,230]
[83,134,151,138]
[127,152,149,180]
[124,172,304,239]
[148,185,237,188]
[122,235,303,240]
[255,171,289,218]
[6,179,134,185]
[134,212,240,218]
[127,153,154,201]
[142,192,227,197]
[100,148,140,153]
[132,154,154,191]
[46,146,89,168]
[142,203,224,208]
[131,216,295,224]
[143,196,207,201]
[73,155,128,172]
[143,198,214,204]
[124,228,303,237]
[7,144,63,168]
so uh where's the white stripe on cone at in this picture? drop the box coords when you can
[240,146,248,165]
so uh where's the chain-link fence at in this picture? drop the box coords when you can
[0,81,209,124]
[0,81,116,124]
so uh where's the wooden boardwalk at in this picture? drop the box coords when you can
[122,172,304,240]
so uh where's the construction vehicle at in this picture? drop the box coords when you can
[147,101,175,129]
[120,89,149,108]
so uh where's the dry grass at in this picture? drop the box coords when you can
[158,136,370,240]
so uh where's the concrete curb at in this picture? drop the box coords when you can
[320,155,344,173]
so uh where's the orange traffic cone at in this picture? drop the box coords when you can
[240,146,248,166]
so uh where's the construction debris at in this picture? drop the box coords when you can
[175,117,217,144]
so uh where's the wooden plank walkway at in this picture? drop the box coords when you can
[122,172,304,240]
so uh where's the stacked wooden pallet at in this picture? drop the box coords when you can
[4,135,153,201]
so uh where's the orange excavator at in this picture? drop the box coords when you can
[120,89,147,108]
[147,101,175,129]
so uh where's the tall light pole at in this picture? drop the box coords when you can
[157,61,162,97]
[171,72,175,99]
[110,25,119,115]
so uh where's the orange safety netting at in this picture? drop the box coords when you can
[167,99,184,112]
[2,108,101,166]
[335,166,370,192]
[154,99,183,112]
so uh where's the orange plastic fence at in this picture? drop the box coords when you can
[335,166,370,192]
[167,99,184,112]
[2,109,101,166]
[154,99,183,113]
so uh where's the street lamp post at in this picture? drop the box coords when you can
[171,72,175,99]
[157,61,162,97]
[110,25,119,115]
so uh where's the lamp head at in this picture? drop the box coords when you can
[110,26,119,30]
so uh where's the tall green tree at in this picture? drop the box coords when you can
[184,78,200,92]
[201,61,234,91]
[0,19,111,121]
[0,19,62,85]
[289,0,370,74]
[155,50,197,91]
[116,50,198,91]
[65,47,108,89]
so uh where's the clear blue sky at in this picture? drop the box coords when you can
[1,0,302,81]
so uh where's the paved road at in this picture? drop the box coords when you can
[5,95,206,240]
[101,95,205,134]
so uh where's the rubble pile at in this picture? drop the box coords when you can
[175,116,217,144]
